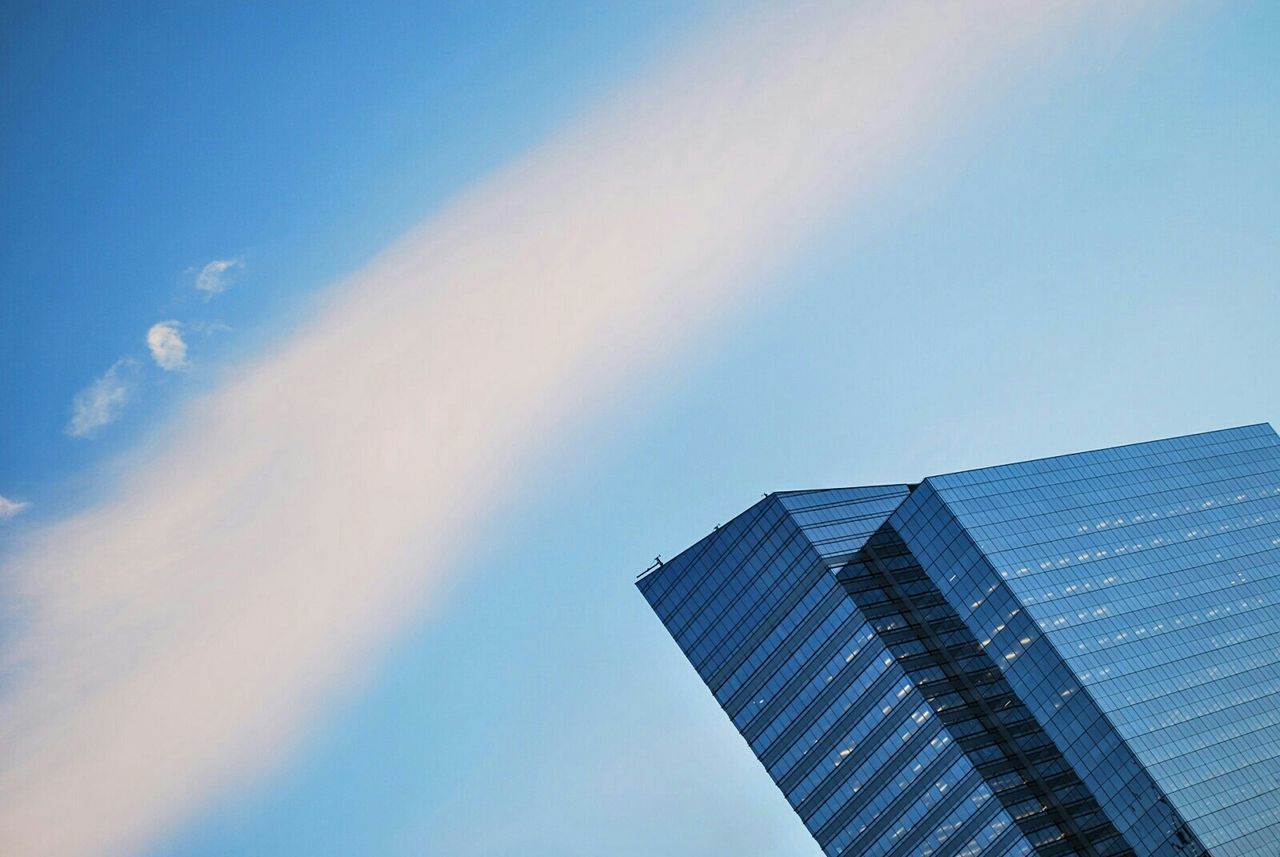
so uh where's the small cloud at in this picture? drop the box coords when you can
[0,495,30,520]
[66,359,138,438]
[146,321,188,371]
[195,258,241,298]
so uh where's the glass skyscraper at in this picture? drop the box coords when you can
[637,424,1280,857]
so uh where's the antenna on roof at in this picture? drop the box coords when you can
[636,555,664,581]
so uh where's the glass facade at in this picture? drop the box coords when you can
[638,487,1037,857]
[637,424,1280,857]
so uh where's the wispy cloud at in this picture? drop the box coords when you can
[194,258,240,298]
[188,320,233,335]
[146,321,188,371]
[65,359,139,438]
[0,3,1154,855]
[0,495,30,520]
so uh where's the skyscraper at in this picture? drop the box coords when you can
[637,424,1280,857]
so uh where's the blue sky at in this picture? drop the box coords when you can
[1,1,715,493]
[1,3,1277,857]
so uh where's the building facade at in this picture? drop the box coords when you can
[637,424,1280,857]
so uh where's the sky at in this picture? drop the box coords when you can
[0,2,1277,856]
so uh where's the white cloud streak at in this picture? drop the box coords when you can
[65,359,138,438]
[0,496,30,520]
[146,321,188,371]
[0,3,1153,855]
[195,258,239,297]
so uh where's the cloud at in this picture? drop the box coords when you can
[0,3,1156,856]
[188,320,233,335]
[194,258,240,297]
[0,495,30,520]
[65,359,139,438]
[146,321,188,371]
